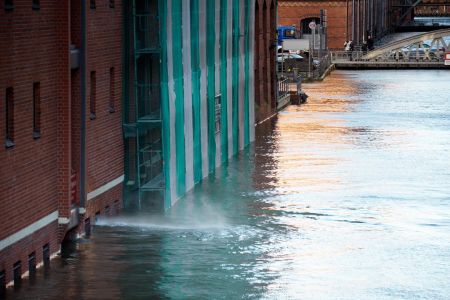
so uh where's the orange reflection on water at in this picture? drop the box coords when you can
[268,75,360,192]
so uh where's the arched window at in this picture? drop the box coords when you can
[301,17,320,34]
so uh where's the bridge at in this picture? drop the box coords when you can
[331,28,450,68]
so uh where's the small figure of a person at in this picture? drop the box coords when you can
[348,40,354,61]
[367,36,374,51]
[439,47,445,60]
[362,41,368,52]
[344,40,349,51]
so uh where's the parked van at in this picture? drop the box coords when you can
[277,26,299,46]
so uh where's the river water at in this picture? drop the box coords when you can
[7,70,450,299]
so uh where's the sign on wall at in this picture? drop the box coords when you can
[283,39,310,51]
[445,53,450,66]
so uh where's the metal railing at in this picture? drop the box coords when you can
[316,52,332,77]
[278,78,290,100]
[331,51,367,62]
[277,73,303,107]
[331,50,448,63]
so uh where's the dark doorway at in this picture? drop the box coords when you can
[301,17,320,34]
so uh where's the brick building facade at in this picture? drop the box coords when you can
[1,0,279,292]
[254,0,278,123]
[1,0,123,291]
[279,0,391,49]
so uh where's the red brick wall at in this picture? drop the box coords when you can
[70,0,81,206]
[0,0,125,287]
[254,0,277,123]
[84,0,124,218]
[0,0,71,286]
[280,0,393,49]
[279,0,351,49]
[87,185,123,222]
[0,222,59,286]
[57,2,72,220]
[0,0,61,241]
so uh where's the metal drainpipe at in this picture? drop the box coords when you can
[356,0,360,45]
[80,0,86,210]
[370,0,373,36]
[346,0,349,42]
[352,0,355,41]
[362,0,365,42]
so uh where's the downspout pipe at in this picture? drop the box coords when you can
[346,0,349,42]
[352,0,355,42]
[80,0,87,210]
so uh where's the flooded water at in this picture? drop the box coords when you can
[7,70,450,299]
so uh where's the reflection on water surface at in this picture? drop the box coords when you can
[7,70,450,300]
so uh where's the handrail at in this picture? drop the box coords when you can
[278,78,290,100]
[331,50,447,63]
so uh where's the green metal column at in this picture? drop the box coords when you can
[159,0,171,209]
[206,0,216,173]
[191,0,203,183]
[232,0,240,154]
[172,0,186,197]
[220,0,229,163]
[244,0,250,146]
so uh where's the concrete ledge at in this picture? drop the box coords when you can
[277,95,291,110]
[0,211,59,251]
[318,64,336,81]
[87,175,124,201]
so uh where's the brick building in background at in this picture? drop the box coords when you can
[278,0,391,49]
[0,0,123,291]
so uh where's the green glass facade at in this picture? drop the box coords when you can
[123,0,256,211]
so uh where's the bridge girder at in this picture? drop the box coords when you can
[364,29,450,61]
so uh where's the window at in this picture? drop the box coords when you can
[301,17,321,35]
[109,0,114,8]
[90,0,95,9]
[85,218,91,237]
[33,82,41,139]
[5,0,13,11]
[42,243,50,267]
[284,29,296,38]
[0,270,5,297]
[13,261,21,288]
[90,71,96,120]
[109,67,115,113]
[114,200,120,214]
[5,87,14,148]
[32,0,40,10]
[214,95,221,134]
[28,252,36,276]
